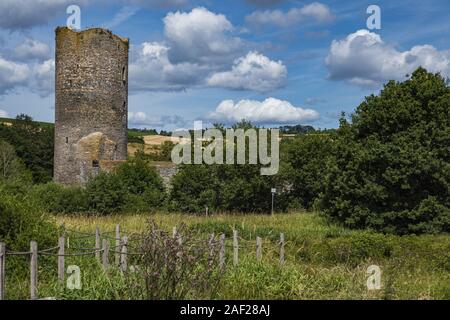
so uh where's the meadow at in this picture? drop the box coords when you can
[4,212,450,300]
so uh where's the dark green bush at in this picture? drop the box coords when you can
[31,183,89,214]
[86,155,165,214]
[321,68,450,234]
[281,134,334,209]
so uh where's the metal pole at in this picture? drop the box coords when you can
[271,192,274,215]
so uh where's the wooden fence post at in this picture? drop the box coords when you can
[233,230,238,266]
[256,236,262,262]
[115,224,121,267]
[120,236,128,273]
[102,239,109,270]
[58,236,65,284]
[30,241,38,300]
[279,233,285,266]
[219,234,225,269]
[0,242,5,300]
[95,227,101,262]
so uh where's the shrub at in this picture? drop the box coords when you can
[0,184,57,252]
[31,183,89,214]
[321,68,450,234]
[0,139,32,183]
[85,154,165,214]
[86,172,128,214]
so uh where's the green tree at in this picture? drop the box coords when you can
[321,68,450,234]
[0,139,31,182]
[281,133,333,209]
[0,114,54,183]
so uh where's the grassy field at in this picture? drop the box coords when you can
[5,212,450,300]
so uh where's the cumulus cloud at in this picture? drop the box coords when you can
[129,10,287,93]
[0,109,9,118]
[164,7,243,65]
[0,54,55,96]
[0,56,30,94]
[129,42,210,91]
[207,52,287,92]
[207,98,319,124]
[326,29,450,87]
[246,2,334,28]
[14,38,51,61]
[0,0,88,30]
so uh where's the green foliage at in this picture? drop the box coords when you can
[83,154,165,214]
[32,183,89,214]
[169,163,284,213]
[313,233,393,266]
[0,139,32,183]
[86,172,130,214]
[0,114,54,183]
[281,134,333,209]
[169,121,286,213]
[0,183,57,252]
[320,68,450,234]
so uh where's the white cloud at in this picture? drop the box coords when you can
[246,2,334,28]
[207,98,319,124]
[0,0,88,30]
[127,7,287,92]
[14,38,51,61]
[0,55,54,97]
[130,44,286,92]
[0,56,30,94]
[31,59,55,97]
[164,7,243,64]
[129,42,209,91]
[0,109,9,118]
[207,52,287,92]
[326,29,450,86]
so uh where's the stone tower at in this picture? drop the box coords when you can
[54,27,129,185]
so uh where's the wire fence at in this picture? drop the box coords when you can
[0,224,286,300]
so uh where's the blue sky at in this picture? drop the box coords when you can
[0,0,449,131]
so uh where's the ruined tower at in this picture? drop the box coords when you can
[54,27,129,185]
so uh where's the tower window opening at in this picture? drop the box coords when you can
[65,137,69,143]
[92,160,99,168]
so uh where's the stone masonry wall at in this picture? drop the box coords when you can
[54,27,129,185]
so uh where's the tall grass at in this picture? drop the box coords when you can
[5,212,449,300]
